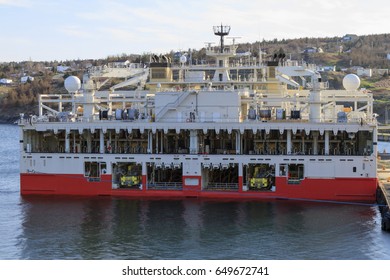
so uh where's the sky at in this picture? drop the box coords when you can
[0,0,389,62]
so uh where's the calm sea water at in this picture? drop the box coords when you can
[1,124,390,260]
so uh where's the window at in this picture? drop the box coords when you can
[151,69,166,79]
[288,164,304,180]
[84,161,107,181]
[279,164,287,176]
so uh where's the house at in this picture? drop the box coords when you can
[302,47,323,54]
[372,69,389,76]
[113,60,130,68]
[57,65,70,73]
[0,78,12,85]
[357,68,372,77]
[317,66,336,72]
[323,66,336,72]
[21,76,34,83]
[342,34,359,42]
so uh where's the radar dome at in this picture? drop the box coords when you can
[64,76,81,93]
[180,55,187,64]
[342,74,360,91]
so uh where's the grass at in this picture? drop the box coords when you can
[360,80,375,88]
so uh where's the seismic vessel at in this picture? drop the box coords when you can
[19,26,378,201]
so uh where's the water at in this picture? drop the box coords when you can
[1,124,390,260]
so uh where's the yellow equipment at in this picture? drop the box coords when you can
[250,178,268,189]
[120,175,140,187]
[120,165,141,187]
[249,166,269,189]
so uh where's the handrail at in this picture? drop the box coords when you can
[155,91,190,121]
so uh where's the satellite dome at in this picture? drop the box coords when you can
[342,74,360,91]
[180,55,187,64]
[64,76,81,93]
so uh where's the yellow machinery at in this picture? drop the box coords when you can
[250,177,268,189]
[249,166,269,189]
[120,165,141,187]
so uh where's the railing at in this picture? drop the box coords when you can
[155,91,190,121]
[306,81,329,90]
[88,63,145,73]
[205,183,239,191]
[147,182,182,190]
[20,112,376,125]
[22,148,374,157]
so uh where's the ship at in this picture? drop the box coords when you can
[18,25,378,202]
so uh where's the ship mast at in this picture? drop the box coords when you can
[208,24,236,83]
[213,24,231,53]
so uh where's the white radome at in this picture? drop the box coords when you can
[343,74,360,91]
[64,76,81,93]
[180,55,187,64]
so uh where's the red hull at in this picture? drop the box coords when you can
[20,173,378,202]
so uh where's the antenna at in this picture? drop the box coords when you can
[204,42,215,49]
[226,36,241,48]
[226,37,241,44]
[213,24,231,53]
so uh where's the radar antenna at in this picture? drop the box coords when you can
[213,24,231,53]
[226,36,241,46]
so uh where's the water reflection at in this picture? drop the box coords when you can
[79,199,113,259]
[19,197,87,259]
[18,197,390,260]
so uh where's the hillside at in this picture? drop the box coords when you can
[233,33,390,69]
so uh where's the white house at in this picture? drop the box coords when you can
[57,65,70,73]
[21,76,34,83]
[357,68,372,77]
[323,66,336,72]
[0,78,12,84]
[303,47,323,54]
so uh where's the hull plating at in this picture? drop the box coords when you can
[20,173,377,202]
